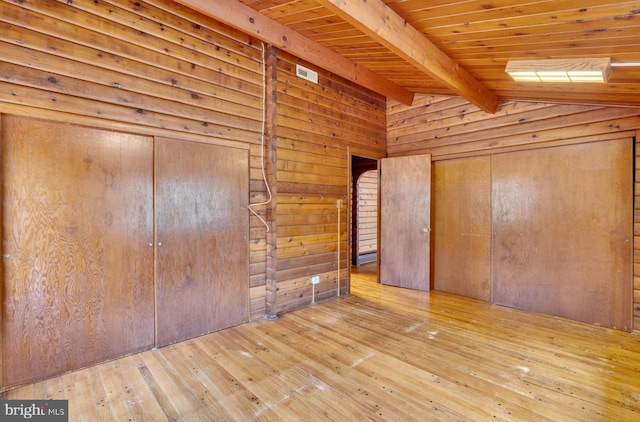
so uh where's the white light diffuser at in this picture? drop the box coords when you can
[506,58,612,83]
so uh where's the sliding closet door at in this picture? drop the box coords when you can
[433,156,491,301]
[492,139,633,330]
[1,115,155,387]
[155,138,249,346]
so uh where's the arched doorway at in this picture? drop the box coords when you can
[351,156,378,266]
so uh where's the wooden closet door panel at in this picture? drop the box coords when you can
[379,154,431,290]
[155,138,249,347]
[492,139,633,330]
[433,156,492,301]
[1,115,154,387]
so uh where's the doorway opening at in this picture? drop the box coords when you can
[351,155,378,279]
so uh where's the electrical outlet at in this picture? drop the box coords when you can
[311,276,320,285]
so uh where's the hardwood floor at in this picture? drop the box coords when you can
[4,263,640,421]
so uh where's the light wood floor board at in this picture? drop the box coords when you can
[3,263,640,421]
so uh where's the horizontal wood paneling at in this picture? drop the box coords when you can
[0,0,262,141]
[388,95,640,159]
[0,0,270,320]
[388,94,640,331]
[356,170,378,257]
[0,0,392,394]
[275,51,386,314]
[0,0,388,386]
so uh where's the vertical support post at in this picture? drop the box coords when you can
[337,198,341,296]
[264,45,279,319]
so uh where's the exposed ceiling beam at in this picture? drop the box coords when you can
[317,0,499,114]
[172,0,415,105]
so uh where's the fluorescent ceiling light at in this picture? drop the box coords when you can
[505,58,612,83]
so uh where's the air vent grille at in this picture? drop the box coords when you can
[296,64,318,84]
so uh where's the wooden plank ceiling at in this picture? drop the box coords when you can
[179,0,640,110]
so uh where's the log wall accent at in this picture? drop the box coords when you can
[274,51,386,314]
[388,94,640,331]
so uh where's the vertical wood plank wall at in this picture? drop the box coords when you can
[0,0,386,331]
[388,94,640,332]
[274,51,386,313]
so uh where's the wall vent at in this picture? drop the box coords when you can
[296,64,318,84]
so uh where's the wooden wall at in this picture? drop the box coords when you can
[388,95,640,160]
[0,0,268,319]
[0,0,386,321]
[272,51,386,314]
[388,94,640,332]
[0,0,387,386]
[356,170,378,262]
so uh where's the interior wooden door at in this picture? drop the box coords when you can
[433,156,492,301]
[1,115,155,388]
[492,139,633,330]
[155,138,249,346]
[379,154,431,290]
